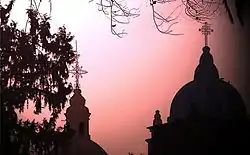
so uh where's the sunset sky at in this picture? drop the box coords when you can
[3,0,250,154]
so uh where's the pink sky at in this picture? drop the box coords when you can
[4,0,250,154]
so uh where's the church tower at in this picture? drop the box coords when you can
[61,41,108,155]
[65,41,89,140]
[65,88,91,140]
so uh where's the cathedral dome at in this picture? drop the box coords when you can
[69,139,108,155]
[169,46,246,121]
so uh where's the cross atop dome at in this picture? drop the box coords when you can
[199,22,213,47]
[70,40,88,89]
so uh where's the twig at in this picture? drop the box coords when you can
[93,0,140,38]
[150,0,184,35]
[181,0,222,23]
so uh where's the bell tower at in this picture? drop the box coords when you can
[59,41,108,155]
[65,89,91,139]
[65,40,90,139]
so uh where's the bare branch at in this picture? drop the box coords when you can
[150,0,184,35]
[93,0,140,38]
[149,0,224,35]
[181,0,223,23]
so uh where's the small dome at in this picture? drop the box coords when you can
[69,139,108,155]
[70,89,86,106]
[194,46,219,82]
[65,88,90,132]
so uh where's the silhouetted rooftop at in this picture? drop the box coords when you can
[169,46,246,121]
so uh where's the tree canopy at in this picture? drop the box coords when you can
[1,0,249,154]
[1,0,76,154]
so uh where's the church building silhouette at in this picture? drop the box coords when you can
[58,42,108,155]
[146,22,250,155]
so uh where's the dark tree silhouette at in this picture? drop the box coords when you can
[1,0,76,154]
[24,0,53,32]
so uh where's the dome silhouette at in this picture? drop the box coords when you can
[69,139,108,155]
[194,46,219,82]
[70,89,86,106]
[169,46,246,121]
[169,80,246,120]
[60,88,108,155]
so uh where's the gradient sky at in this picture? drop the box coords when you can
[3,0,250,154]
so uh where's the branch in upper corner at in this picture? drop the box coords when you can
[150,0,184,35]
[93,0,140,38]
[25,0,53,32]
[181,0,223,24]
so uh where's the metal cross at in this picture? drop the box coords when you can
[69,41,88,89]
[199,22,213,46]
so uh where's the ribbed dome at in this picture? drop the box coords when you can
[169,46,246,121]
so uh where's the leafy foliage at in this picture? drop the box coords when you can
[1,0,76,154]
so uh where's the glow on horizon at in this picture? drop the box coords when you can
[3,0,248,154]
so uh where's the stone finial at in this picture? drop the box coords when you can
[153,110,162,126]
